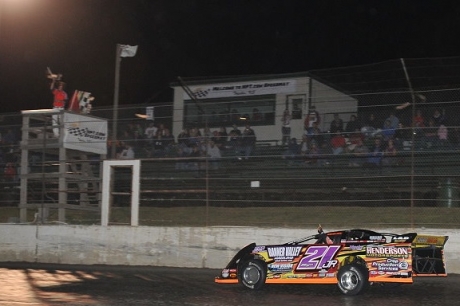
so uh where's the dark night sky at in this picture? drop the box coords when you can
[0,0,459,114]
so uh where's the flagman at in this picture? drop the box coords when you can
[50,78,68,136]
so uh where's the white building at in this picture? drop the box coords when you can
[171,72,358,142]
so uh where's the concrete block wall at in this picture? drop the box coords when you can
[0,225,458,273]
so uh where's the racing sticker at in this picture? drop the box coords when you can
[296,245,341,271]
[366,246,410,258]
[371,258,409,272]
[266,246,302,261]
[268,263,294,273]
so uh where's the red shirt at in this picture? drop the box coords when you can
[52,89,67,108]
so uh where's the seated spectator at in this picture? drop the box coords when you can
[361,113,381,139]
[347,138,369,167]
[394,122,411,148]
[412,109,425,137]
[363,137,384,169]
[144,123,157,145]
[432,109,446,126]
[421,118,438,149]
[382,139,398,166]
[381,119,396,141]
[305,141,322,166]
[118,143,135,159]
[329,113,344,134]
[437,124,449,149]
[330,130,346,155]
[206,140,222,170]
[214,126,228,149]
[177,128,190,147]
[187,144,202,175]
[345,115,361,137]
[282,137,300,160]
[299,134,309,157]
[385,112,399,129]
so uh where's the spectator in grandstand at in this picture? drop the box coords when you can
[361,113,380,139]
[385,112,400,129]
[156,123,167,137]
[421,118,438,149]
[144,122,158,145]
[432,109,447,126]
[329,113,344,134]
[240,123,256,159]
[227,124,242,153]
[305,141,323,166]
[345,115,361,137]
[282,137,300,161]
[281,109,292,146]
[187,127,202,148]
[118,143,135,159]
[413,109,425,128]
[364,113,380,130]
[381,119,396,141]
[162,129,175,156]
[299,134,309,157]
[347,138,369,167]
[304,106,321,130]
[177,128,190,147]
[330,130,346,155]
[393,122,412,149]
[437,124,449,149]
[206,140,222,169]
[214,126,228,149]
[187,144,202,175]
[348,128,365,146]
[363,137,384,170]
[382,139,399,166]
[306,121,324,146]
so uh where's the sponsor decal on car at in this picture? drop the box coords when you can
[268,263,294,273]
[266,246,302,261]
[371,258,409,272]
[366,246,409,258]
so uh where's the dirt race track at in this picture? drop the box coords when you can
[0,263,457,306]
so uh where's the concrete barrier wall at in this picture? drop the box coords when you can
[0,225,458,273]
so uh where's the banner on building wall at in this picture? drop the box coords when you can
[63,112,108,155]
[184,79,297,99]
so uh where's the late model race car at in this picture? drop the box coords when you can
[215,227,448,295]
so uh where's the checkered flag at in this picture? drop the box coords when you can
[192,88,209,99]
[67,127,87,137]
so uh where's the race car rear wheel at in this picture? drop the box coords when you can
[238,259,266,290]
[337,264,369,296]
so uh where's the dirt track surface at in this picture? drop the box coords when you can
[0,262,458,306]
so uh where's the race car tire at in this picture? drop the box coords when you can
[238,259,266,290]
[337,264,369,296]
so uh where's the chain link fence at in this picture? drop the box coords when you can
[1,57,460,228]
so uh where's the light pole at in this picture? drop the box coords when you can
[111,44,137,159]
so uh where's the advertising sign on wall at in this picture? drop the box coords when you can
[63,112,108,155]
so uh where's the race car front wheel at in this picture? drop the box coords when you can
[238,259,266,290]
[337,264,369,296]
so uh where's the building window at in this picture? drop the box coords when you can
[286,94,305,120]
[183,95,276,128]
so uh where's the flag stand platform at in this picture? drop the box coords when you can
[19,109,108,223]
